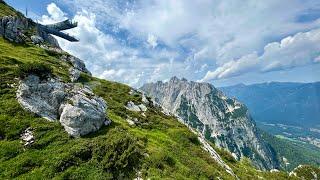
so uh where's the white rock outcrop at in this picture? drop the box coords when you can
[20,127,35,146]
[17,75,107,137]
[125,101,147,112]
[31,35,44,45]
[17,75,66,121]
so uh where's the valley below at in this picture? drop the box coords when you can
[257,121,320,148]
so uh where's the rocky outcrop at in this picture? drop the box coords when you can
[140,77,279,170]
[61,55,91,75]
[31,35,44,45]
[0,15,29,43]
[60,55,91,82]
[17,75,108,137]
[69,67,81,82]
[20,127,35,146]
[125,101,147,112]
[0,15,60,47]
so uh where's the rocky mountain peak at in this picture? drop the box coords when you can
[141,77,279,170]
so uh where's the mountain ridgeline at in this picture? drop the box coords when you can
[140,77,279,170]
[1,1,320,179]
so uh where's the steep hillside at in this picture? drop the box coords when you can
[140,77,279,170]
[220,82,320,128]
[0,1,319,179]
[0,36,296,179]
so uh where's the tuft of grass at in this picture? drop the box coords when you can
[16,62,53,79]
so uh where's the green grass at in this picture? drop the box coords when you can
[0,1,23,17]
[0,2,319,178]
[0,36,232,179]
[0,36,290,179]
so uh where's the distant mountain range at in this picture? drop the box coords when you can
[220,82,320,128]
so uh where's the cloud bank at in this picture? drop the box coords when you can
[40,1,320,86]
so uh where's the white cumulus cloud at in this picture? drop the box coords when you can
[201,28,320,81]
[41,3,67,24]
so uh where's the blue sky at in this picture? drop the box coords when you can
[5,0,320,87]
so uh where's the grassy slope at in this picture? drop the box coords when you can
[0,2,316,178]
[0,36,295,179]
[0,0,23,17]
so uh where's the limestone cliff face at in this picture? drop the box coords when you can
[140,77,279,170]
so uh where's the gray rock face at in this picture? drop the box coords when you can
[59,85,107,136]
[61,55,91,82]
[0,15,60,47]
[17,75,107,136]
[140,77,279,170]
[0,16,28,43]
[61,55,91,75]
[16,75,66,121]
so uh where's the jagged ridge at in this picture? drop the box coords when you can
[140,76,279,170]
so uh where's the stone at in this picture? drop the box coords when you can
[69,67,81,82]
[61,55,91,76]
[63,55,91,75]
[141,93,149,104]
[126,118,135,126]
[31,35,44,44]
[59,95,106,137]
[125,101,141,112]
[20,127,35,146]
[270,169,280,173]
[138,104,147,112]
[16,75,66,121]
[104,119,111,126]
[125,101,148,112]
[17,75,108,137]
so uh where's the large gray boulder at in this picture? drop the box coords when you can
[59,85,107,136]
[17,75,108,137]
[16,75,66,121]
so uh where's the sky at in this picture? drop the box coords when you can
[5,0,320,87]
